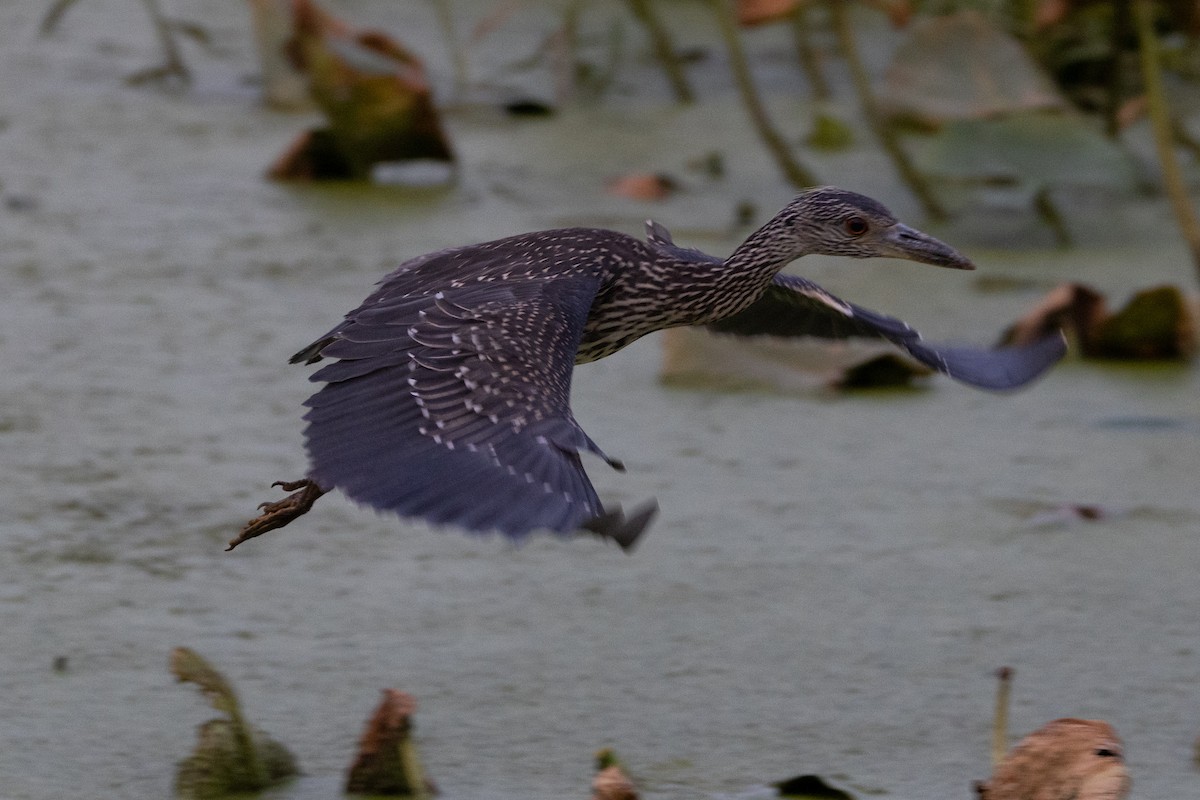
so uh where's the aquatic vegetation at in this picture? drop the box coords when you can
[266,0,455,181]
[591,748,639,800]
[1002,282,1197,359]
[170,647,298,799]
[345,690,436,798]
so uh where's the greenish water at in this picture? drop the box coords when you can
[1,3,1198,799]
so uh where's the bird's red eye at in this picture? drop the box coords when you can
[843,216,869,236]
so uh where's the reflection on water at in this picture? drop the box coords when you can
[2,3,1199,799]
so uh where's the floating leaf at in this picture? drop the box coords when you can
[912,112,1140,190]
[882,11,1067,125]
[805,113,854,151]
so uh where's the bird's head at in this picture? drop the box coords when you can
[767,187,974,270]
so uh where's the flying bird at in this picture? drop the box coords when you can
[230,188,1065,552]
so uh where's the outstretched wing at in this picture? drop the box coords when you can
[298,275,651,543]
[644,220,1066,391]
[711,275,1066,390]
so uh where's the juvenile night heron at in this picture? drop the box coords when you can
[231,187,1065,552]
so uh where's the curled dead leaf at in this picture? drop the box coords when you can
[1001,282,1197,360]
[977,719,1130,800]
[268,0,454,181]
[346,689,436,797]
[592,749,639,800]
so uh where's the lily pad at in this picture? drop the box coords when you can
[881,10,1068,125]
[912,112,1140,190]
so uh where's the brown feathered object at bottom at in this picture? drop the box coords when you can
[976,718,1130,800]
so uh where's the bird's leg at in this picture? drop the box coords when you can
[227,478,329,551]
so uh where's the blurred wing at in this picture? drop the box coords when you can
[711,274,1066,391]
[299,276,623,539]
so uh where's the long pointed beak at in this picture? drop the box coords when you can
[881,223,975,270]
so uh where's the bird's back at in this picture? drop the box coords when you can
[292,227,656,364]
[300,224,724,367]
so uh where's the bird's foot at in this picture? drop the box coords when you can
[227,479,329,552]
[580,500,658,553]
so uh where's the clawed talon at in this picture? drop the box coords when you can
[271,479,313,492]
[227,478,329,552]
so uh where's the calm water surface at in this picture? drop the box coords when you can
[1,3,1198,799]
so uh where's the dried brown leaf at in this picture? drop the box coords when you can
[738,0,805,27]
[606,172,677,201]
[978,719,1130,800]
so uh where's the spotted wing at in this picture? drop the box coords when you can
[711,274,1066,390]
[298,276,632,540]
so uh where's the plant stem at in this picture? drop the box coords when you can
[790,4,831,101]
[1133,0,1200,281]
[1105,0,1132,138]
[710,0,818,188]
[431,0,469,99]
[141,0,191,83]
[828,0,944,219]
[626,0,695,103]
[991,666,1013,768]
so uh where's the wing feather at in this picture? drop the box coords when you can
[711,275,1065,390]
[644,220,1065,391]
[299,275,618,538]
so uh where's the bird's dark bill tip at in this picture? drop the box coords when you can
[887,224,975,270]
[580,500,658,552]
[917,244,975,271]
